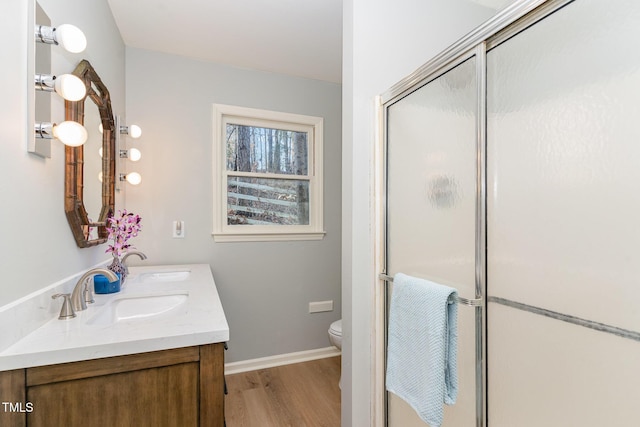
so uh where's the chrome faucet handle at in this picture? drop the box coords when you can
[52,293,76,320]
[83,279,95,305]
[71,268,118,312]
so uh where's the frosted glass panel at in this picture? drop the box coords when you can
[387,58,477,426]
[488,304,640,427]
[487,0,640,330]
[487,0,640,425]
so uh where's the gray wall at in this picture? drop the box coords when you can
[0,0,125,307]
[124,47,342,363]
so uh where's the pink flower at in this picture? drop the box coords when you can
[106,210,142,257]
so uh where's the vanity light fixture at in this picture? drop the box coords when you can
[120,148,142,162]
[35,73,86,101]
[35,24,87,53]
[120,124,142,139]
[35,121,88,147]
[119,172,142,186]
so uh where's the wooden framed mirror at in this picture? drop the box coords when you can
[65,60,115,247]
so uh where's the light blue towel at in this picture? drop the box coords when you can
[386,273,459,427]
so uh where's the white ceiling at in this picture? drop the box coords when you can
[107,0,514,85]
[107,0,343,84]
[469,0,514,9]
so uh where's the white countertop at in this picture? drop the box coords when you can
[0,264,229,371]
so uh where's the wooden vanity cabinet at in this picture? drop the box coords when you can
[0,343,224,427]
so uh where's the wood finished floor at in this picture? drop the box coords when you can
[225,356,341,427]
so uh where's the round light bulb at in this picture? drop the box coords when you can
[98,123,103,134]
[126,172,142,185]
[53,121,88,147]
[98,172,103,182]
[98,147,103,158]
[54,74,86,101]
[128,148,142,162]
[129,125,142,139]
[55,24,87,53]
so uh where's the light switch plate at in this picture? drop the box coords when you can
[172,220,185,238]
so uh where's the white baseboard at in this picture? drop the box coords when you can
[225,346,341,375]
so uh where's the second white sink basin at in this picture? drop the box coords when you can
[87,291,189,326]
[137,270,191,283]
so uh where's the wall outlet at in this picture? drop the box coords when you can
[172,221,185,238]
[309,300,333,313]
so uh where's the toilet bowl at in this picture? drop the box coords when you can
[328,319,342,388]
[328,319,342,350]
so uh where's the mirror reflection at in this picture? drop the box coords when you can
[65,59,115,247]
[83,93,102,234]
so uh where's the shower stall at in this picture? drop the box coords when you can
[376,0,640,425]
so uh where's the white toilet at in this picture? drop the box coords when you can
[328,319,343,388]
[328,319,342,350]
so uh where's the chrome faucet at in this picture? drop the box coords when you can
[121,250,147,275]
[70,268,118,312]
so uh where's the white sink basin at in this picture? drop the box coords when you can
[137,270,191,283]
[87,291,189,326]
[0,264,229,372]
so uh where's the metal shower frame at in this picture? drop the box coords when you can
[375,1,576,426]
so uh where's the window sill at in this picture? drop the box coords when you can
[212,231,326,243]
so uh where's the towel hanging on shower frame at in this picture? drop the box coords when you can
[378,273,483,307]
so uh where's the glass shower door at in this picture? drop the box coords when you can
[386,57,480,427]
[486,0,640,425]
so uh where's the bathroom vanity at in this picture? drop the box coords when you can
[2,344,224,426]
[0,264,229,427]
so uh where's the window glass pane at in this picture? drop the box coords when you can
[227,176,310,225]
[226,124,308,175]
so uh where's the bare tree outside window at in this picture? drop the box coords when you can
[226,124,310,226]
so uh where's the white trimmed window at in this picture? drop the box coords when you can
[212,104,325,242]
